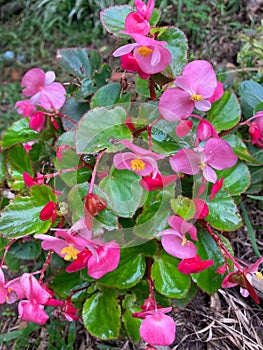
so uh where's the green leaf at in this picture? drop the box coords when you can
[122,307,141,343]
[90,83,130,109]
[56,48,102,79]
[207,92,241,132]
[171,283,197,308]
[97,248,145,289]
[151,251,191,298]
[0,152,7,186]
[68,182,88,222]
[149,8,161,26]
[50,270,83,299]
[170,195,196,220]
[239,80,263,118]
[61,97,89,131]
[1,118,39,148]
[54,149,91,187]
[254,102,263,114]
[206,188,242,231]
[0,185,57,238]
[246,166,263,194]
[8,240,41,260]
[100,5,133,37]
[192,230,225,294]
[82,288,121,339]
[155,26,188,78]
[222,134,261,165]
[100,169,143,217]
[75,106,132,154]
[216,161,251,195]
[134,189,172,239]
[7,144,33,190]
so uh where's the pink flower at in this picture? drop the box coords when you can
[66,240,120,279]
[29,111,46,132]
[159,60,218,121]
[113,34,171,75]
[123,0,154,35]
[23,172,45,187]
[248,111,263,148]
[192,198,209,219]
[35,229,90,261]
[15,100,37,117]
[18,274,51,325]
[139,171,177,191]
[21,68,66,111]
[175,120,193,137]
[113,139,165,177]
[133,307,175,346]
[158,215,197,259]
[121,53,150,79]
[222,257,263,304]
[178,255,214,274]
[39,201,57,223]
[47,299,78,321]
[196,119,219,145]
[22,141,34,153]
[170,138,238,183]
[209,81,224,103]
[209,177,224,200]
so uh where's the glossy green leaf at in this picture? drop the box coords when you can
[134,189,172,239]
[50,270,83,299]
[100,5,133,37]
[61,97,89,131]
[100,169,143,217]
[75,106,132,154]
[1,118,39,148]
[239,80,263,118]
[149,8,161,26]
[0,152,7,186]
[68,182,88,222]
[7,144,33,190]
[222,134,261,165]
[170,195,196,220]
[254,102,263,114]
[156,26,188,78]
[192,229,225,294]
[8,240,41,260]
[97,248,146,289]
[0,185,57,238]
[246,165,263,194]
[206,188,242,231]
[152,251,191,298]
[82,288,121,339]
[56,48,102,79]
[54,149,91,187]
[122,294,141,343]
[90,83,130,109]
[171,283,197,308]
[216,161,251,195]
[207,92,241,132]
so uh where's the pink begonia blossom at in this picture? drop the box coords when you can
[18,274,51,325]
[133,307,175,346]
[192,198,209,219]
[158,215,197,259]
[222,256,263,304]
[29,111,46,131]
[121,53,150,79]
[35,229,91,261]
[0,268,25,304]
[209,81,224,103]
[178,255,214,274]
[23,141,35,153]
[170,138,238,183]
[15,100,37,117]
[209,177,224,200]
[113,34,171,75]
[159,60,218,121]
[123,0,154,35]
[113,139,165,177]
[66,240,120,279]
[47,299,78,321]
[196,119,219,145]
[139,171,177,191]
[248,111,263,148]
[175,120,193,137]
[21,68,66,111]
[135,0,154,20]
[39,201,57,223]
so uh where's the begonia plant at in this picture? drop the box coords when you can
[0,0,263,348]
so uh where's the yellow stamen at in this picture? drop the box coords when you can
[181,236,188,246]
[136,46,153,57]
[191,94,203,102]
[131,158,145,172]
[255,271,263,280]
[61,246,80,261]
[200,160,206,171]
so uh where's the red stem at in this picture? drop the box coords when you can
[35,164,86,181]
[0,239,16,268]
[88,151,105,194]
[39,250,54,282]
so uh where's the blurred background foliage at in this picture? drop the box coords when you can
[0,0,262,131]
